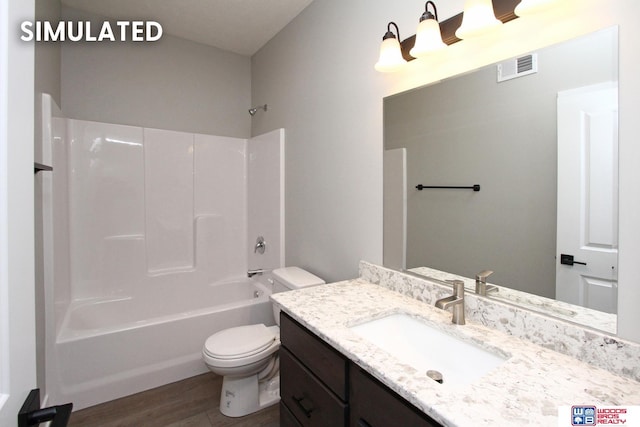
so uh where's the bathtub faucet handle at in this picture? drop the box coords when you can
[254,236,266,254]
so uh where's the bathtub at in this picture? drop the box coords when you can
[51,278,274,410]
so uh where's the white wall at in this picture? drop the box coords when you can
[61,7,252,138]
[0,0,36,423]
[251,0,640,342]
[34,0,60,162]
[34,0,61,396]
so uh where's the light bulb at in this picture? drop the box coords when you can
[410,17,446,58]
[375,37,407,72]
[455,0,502,40]
[515,0,558,17]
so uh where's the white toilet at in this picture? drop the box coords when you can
[202,267,325,417]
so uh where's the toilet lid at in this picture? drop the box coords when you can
[204,324,276,360]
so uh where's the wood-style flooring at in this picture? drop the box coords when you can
[68,373,280,427]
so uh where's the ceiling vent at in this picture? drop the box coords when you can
[497,53,538,82]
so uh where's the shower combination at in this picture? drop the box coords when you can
[248,104,267,116]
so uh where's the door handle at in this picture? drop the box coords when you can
[560,254,587,266]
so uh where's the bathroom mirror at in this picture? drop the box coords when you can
[383,27,618,333]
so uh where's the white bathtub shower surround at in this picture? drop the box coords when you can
[40,94,286,410]
[247,129,285,273]
[144,128,196,273]
[57,278,269,342]
[56,278,273,410]
[65,121,251,298]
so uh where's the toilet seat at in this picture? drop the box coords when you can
[203,324,279,368]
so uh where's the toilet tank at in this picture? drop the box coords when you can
[272,267,325,293]
[271,267,325,325]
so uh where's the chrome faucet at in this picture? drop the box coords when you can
[247,269,266,278]
[475,270,497,296]
[435,280,465,325]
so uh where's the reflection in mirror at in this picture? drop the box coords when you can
[383,27,618,333]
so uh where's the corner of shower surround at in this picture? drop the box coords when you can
[40,92,286,408]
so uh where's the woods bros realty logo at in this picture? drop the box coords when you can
[559,405,640,426]
[20,20,163,42]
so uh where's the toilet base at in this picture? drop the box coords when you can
[219,374,280,417]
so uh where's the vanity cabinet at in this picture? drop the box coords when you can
[349,366,441,427]
[280,312,348,427]
[280,312,442,427]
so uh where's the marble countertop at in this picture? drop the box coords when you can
[409,266,617,334]
[272,279,640,427]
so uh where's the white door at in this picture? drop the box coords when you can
[0,0,37,424]
[556,82,618,313]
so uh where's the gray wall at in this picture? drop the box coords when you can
[61,7,252,137]
[384,29,616,298]
[248,0,470,282]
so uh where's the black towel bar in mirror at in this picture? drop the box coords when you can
[416,184,480,191]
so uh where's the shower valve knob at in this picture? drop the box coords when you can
[254,236,266,254]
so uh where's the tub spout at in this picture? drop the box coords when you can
[247,269,266,278]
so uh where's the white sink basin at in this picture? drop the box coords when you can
[349,313,507,386]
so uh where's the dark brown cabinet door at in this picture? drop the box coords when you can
[280,347,347,427]
[280,402,303,427]
[280,313,348,400]
[280,311,442,427]
[350,366,442,427]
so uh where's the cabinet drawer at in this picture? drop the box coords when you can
[280,347,347,427]
[350,365,442,427]
[280,312,348,400]
[280,402,303,427]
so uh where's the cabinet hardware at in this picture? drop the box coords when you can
[292,395,314,418]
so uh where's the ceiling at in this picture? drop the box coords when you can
[61,0,314,56]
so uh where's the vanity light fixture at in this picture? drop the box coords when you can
[375,22,407,72]
[375,0,521,73]
[409,1,447,58]
[455,0,502,40]
[514,0,558,16]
